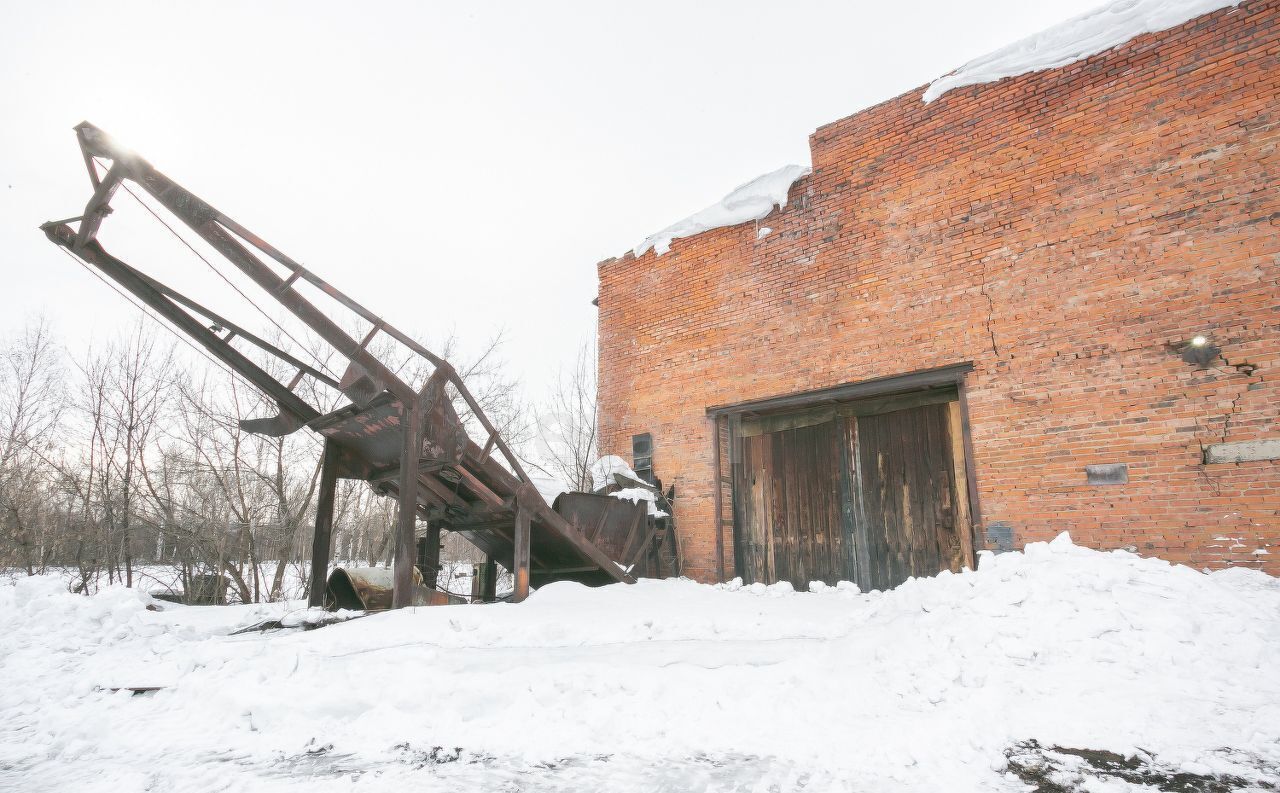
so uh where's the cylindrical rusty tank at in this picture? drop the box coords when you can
[324,566,461,610]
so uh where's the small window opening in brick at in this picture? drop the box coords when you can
[632,433,654,485]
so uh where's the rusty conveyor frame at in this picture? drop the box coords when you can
[41,122,631,607]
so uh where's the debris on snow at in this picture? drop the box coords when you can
[229,608,364,635]
[633,164,810,257]
[923,0,1244,102]
[1005,739,1280,792]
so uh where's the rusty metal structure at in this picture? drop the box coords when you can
[42,122,677,608]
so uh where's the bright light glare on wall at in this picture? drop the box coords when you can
[1180,334,1219,368]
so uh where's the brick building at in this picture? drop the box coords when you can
[596,0,1279,587]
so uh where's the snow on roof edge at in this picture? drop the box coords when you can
[923,0,1244,103]
[632,164,811,258]
[623,1,1242,263]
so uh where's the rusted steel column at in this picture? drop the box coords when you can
[308,439,340,607]
[419,522,441,590]
[711,415,725,581]
[392,403,421,609]
[513,505,531,603]
[470,555,498,603]
[481,556,497,602]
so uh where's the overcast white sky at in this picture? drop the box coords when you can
[0,0,1101,399]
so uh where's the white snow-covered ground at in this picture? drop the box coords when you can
[2,534,1278,792]
[10,560,486,604]
[5,562,316,602]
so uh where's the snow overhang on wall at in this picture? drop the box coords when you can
[621,0,1244,261]
[633,164,810,258]
[923,0,1244,102]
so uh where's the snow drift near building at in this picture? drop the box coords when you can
[633,164,810,257]
[923,0,1244,102]
[2,534,1278,790]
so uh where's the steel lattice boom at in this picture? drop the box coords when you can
[43,122,643,608]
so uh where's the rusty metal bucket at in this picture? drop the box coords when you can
[553,492,650,572]
[324,566,460,610]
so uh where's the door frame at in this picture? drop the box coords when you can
[707,362,981,583]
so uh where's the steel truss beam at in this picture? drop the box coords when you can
[43,121,624,607]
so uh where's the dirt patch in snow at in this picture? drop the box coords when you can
[1006,740,1278,792]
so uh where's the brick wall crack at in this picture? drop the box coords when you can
[979,261,1001,359]
[1215,351,1259,445]
[1190,407,1224,497]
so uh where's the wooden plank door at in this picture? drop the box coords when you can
[733,421,844,588]
[731,399,970,590]
[848,402,964,591]
[766,422,844,590]
[732,432,773,584]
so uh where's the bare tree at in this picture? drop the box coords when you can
[0,316,66,574]
[77,322,175,587]
[163,362,325,603]
[528,339,598,492]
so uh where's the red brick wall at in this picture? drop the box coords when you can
[597,0,1280,582]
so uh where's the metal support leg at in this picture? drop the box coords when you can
[513,505,531,603]
[470,555,498,603]
[417,522,441,590]
[392,403,420,608]
[308,439,340,607]
[482,556,497,602]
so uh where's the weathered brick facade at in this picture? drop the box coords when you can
[597,0,1280,582]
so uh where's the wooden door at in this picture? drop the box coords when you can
[732,396,971,591]
[733,420,844,588]
[845,402,966,591]
[732,430,773,584]
[770,422,844,589]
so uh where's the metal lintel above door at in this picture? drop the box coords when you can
[706,362,974,419]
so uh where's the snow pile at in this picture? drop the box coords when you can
[589,454,648,491]
[2,534,1278,790]
[923,0,1244,102]
[589,455,667,516]
[609,487,668,518]
[5,576,159,645]
[633,164,810,257]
